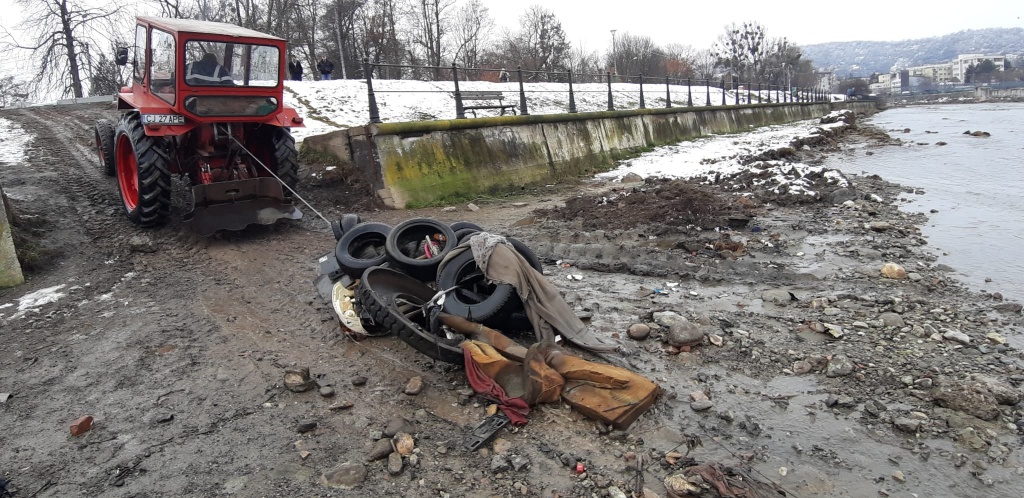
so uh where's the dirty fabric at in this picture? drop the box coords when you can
[464,340,564,406]
[685,462,787,498]
[444,235,617,353]
[462,345,530,425]
[449,317,660,429]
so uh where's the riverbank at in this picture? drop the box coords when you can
[0,104,1021,497]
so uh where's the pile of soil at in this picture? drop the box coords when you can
[538,180,743,232]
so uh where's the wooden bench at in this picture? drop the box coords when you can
[457,91,517,117]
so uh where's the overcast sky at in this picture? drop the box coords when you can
[483,1,1024,50]
[1,0,1021,65]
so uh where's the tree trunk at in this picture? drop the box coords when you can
[59,0,84,98]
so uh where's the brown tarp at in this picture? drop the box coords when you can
[445,314,660,429]
[441,235,617,353]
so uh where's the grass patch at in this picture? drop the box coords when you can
[298,144,348,167]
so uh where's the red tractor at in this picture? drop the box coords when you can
[94,16,305,235]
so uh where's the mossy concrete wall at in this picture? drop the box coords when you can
[304,101,878,208]
[0,184,25,288]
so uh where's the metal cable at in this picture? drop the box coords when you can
[227,134,332,228]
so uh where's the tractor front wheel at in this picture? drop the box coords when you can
[94,118,116,176]
[114,113,171,227]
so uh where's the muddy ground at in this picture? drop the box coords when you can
[1,103,1023,498]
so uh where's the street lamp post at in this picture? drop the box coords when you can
[610,30,617,79]
[781,63,791,102]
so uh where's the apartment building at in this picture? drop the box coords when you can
[908,63,956,84]
[955,54,1006,82]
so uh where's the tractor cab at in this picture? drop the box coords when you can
[95,17,305,235]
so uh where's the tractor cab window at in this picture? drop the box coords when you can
[149,28,176,104]
[184,40,279,87]
[133,25,146,82]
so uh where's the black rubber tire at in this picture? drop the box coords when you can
[450,233,542,273]
[266,126,299,192]
[114,113,171,227]
[331,214,360,241]
[508,237,543,272]
[340,213,361,234]
[454,227,480,243]
[436,249,521,326]
[355,277,396,337]
[385,218,458,281]
[94,118,116,176]
[450,221,483,232]
[335,222,391,279]
[356,267,463,363]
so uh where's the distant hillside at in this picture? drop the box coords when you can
[802,28,1024,77]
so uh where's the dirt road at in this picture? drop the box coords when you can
[1,104,1023,498]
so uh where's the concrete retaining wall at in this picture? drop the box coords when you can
[304,101,878,208]
[0,183,25,288]
[976,87,1024,101]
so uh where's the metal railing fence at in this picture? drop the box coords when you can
[360,59,832,124]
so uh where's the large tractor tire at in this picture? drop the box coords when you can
[263,126,300,193]
[357,266,464,363]
[94,119,116,176]
[114,113,171,227]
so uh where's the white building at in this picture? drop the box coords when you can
[907,62,957,84]
[956,54,1006,82]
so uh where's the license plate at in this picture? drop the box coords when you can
[142,114,185,125]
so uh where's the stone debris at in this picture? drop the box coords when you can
[403,376,424,395]
[70,415,94,436]
[367,439,393,462]
[881,263,907,279]
[387,452,403,475]
[627,323,651,340]
[394,433,415,455]
[320,462,366,489]
[284,367,316,393]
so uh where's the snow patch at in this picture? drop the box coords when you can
[7,284,67,319]
[0,117,33,166]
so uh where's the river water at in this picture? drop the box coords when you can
[824,103,1024,300]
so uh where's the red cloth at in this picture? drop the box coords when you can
[463,347,530,426]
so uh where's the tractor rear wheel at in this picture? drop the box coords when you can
[114,113,171,227]
[94,119,116,176]
[266,127,299,192]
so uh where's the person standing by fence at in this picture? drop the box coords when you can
[289,59,303,81]
[499,68,509,83]
[317,56,335,81]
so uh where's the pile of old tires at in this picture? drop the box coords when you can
[330,215,540,363]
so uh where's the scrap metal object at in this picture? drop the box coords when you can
[184,178,302,236]
[464,412,510,451]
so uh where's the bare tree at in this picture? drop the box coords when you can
[564,45,599,81]
[409,0,454,78]
[354,0,404,77]
[499,5,570,79]
[607,32,659,79]
[713,21,767,81]
[691,49,717,80]
[3,0,122,98]
[662,43,695,79]
[450,0,492,68]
